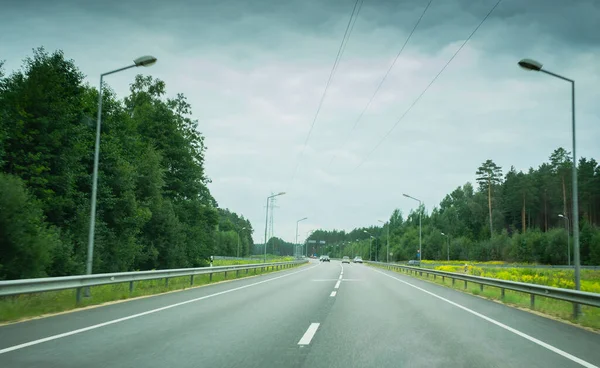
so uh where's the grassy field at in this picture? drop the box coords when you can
[371,263,600,330]
[0,259,302,324]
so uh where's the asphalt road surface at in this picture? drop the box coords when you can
[1,260,599,368]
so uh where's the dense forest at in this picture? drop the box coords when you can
[309,151,600,265]
[0,48,253,280]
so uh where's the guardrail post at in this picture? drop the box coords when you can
[224,271,227,278]
[434,274,436,281]
[530,294,535,309]
[76,287,83,304]
[165,278,169,287]
[419,271,422,276]
[190,275,194,286]
[464,280,467,289]
[452,278,455,286]
[480,284,483,292]
[246,268,249,274]
[129,281,134,293]
[209,273,213,281]
[501,288,505,299]
[442,276,445,282]
[236,270,239,277]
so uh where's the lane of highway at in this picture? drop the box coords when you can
[1,260,598,368]
[302,262,600,368]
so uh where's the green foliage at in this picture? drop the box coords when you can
[0,173,60,279]
[0,48,253,279]
[312,150,600,264]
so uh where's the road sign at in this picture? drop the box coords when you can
[308,240,317,244]
[319,241,326,244]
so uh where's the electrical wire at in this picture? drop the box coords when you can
[353,0,503,171]
[290,0,364,182]
[327,0,434,170]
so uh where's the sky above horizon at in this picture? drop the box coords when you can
[2,0,599,244]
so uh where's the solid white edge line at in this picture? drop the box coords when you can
[298,323,320,345]
[0,263,320,355]
[369,267,598,368]
[330,291,337,297]
[334,280,341,289]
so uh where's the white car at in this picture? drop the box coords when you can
[342,256,351,264]
[353,257,363,264]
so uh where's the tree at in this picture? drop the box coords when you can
[476,159,503,238]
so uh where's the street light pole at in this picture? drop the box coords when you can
[403,193,422,261]
[441,232,449,261]
[518,58,580,317]
[86,56,157,285]
[363,230,374,261]
[237,227,246,258]
[295,217,308,259]
[559,214,571,266]
[378,220,390,263]
[264,192,286,263]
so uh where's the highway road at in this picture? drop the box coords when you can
[0,260,599,368]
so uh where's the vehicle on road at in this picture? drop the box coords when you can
[408,260,420,266]
[321,255,330,262]
[353,256,363,263]
[342,256,350,264]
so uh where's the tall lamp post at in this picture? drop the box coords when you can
[264,192,286,262]
[295,217,308,258]
[518,58,580,317]
[403,193,422,261]
[237,227,246,258]
[378,220,390,263]
[441,232,450,261]
[558,214,571,266]
[86,56,157,287]
[363,230,375,261]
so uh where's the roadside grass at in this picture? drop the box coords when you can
[370,264,600,331]
[0,261,302,324]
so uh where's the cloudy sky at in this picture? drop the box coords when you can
[2,0,599,244]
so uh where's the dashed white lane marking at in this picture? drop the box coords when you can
[338,274,343,280]
[330,291,337,297]
[0,264,320,355]
[370,267,598,368]
[334,280,341,289]
[298,323,320,345]
[311,279,361,282]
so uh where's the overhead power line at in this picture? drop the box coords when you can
[354,0,503,171]
[328,0,434,170]
[290,0,364,182]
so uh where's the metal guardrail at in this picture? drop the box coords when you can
[420,263,600,270]
[367,261,600,317]
[0,260,308,302]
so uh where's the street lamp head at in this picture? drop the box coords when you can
[299,217,308,221]
[402,193,410,198]
[363,230,369,234]
[558,214,565,219]
[518,58,542,71]
[441,232,445,236]
[134,55,157,67]
[277,192,286,196]
[378,220,385,224]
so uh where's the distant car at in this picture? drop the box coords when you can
[342,256,350,264]
[322,255,330,262]
[353,257,363,264]
[319,256,324,261]
[408,260,420,266]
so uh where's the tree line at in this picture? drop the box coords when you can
[0,48,253,280]
[309,150,600,265]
